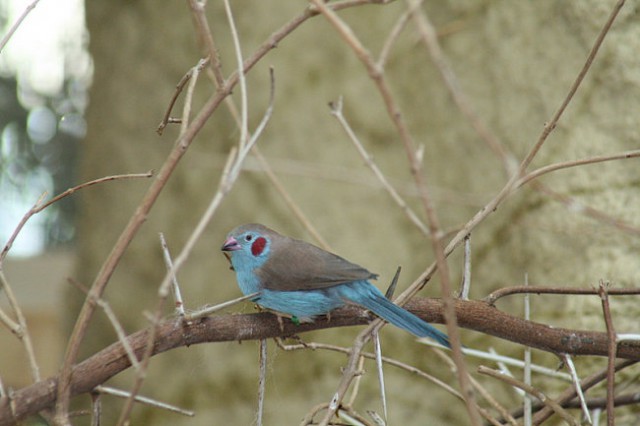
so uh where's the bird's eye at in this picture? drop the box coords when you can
[244,234,253,242]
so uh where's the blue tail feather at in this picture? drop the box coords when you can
[340,283,451,348]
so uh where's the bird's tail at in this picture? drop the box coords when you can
[343,285,450,348]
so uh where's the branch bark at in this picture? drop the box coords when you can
[1,297,638,425]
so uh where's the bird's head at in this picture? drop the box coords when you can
[221,224,273,271]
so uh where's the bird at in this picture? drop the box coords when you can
[221,223,450,347]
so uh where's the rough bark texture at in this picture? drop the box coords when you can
[73,1,639,424]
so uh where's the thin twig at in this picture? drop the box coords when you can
[68,279,141,372]
[431,348,510,426]
[0,0,41,53]
[561,353,592,425]
[179,59,206,136]
[223,0,248,150]
[329,97,429,237]
[276,339,462,399]
[159,233,185,317]
[523,274,532,426]
[95,386,194,416]
[90,391,100,426]
[184,292,260,320]
[222,95,331,250]
[532,181,640,236]
[508,392,640,423]
[257,339,267,426]
[599,281,617,426]
[478,366,580,426]
[485,348,524,397]
[156,59,208,135]
[1,172,153,263]
[346,355,366,407]
[378,9,411,69]
[517,149,640,189]
[460,235,471,299]
[484,285,640,305]
[407,0,513,168]
[531,359,637,425]
[444,346,571,381]
[0,270,40,383]
[187,0,225,87]
[252,146,332,250]
[617,334,640,342]
[373,332,387,422]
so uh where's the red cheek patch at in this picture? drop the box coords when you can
[251,237,267,256]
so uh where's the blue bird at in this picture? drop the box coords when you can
[221,223,450,347]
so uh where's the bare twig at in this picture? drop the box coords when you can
[223,0,249,150]
[486,349,524,397]
[599,281,617,426]
[522,0,626,173]
[257,339,267,426]
[276,338,461,399]
[484,285,640,305]
[431,348,510,426]
[373,332,387,422]
[407,0,513,168]
[532,180,640,236]
[478,366,580,426]
[617,334,640,343]
[517,149,640,189]
[179,59,206,136]
[378,9,411,68]
[159,233,185,317]
[95,385,194,417]
[328,97,429,236]
[460,235,471,299]
[523,274,532,426]
[156,59,208,135]
[184,292,260,320]
[90,391,100,426]
[0,270,40,383]
[222,96,331,250]
[68,279,141,372]
[187,0,224,87]
[0,0,41,53]
[561,353,592,425]
[1,171,152,263]
[346,355,366,407]
[448,346,571,381]
[531,359,637,425]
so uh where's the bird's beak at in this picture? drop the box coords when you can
[221,236,241,252]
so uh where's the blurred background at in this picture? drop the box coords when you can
[2,0,639,424]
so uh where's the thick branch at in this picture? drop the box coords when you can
[1,298,638,424]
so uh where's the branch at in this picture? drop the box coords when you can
[2,297,640,425]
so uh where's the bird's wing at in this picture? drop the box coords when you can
[257,237,377,291]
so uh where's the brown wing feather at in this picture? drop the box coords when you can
[257,232,377,292]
